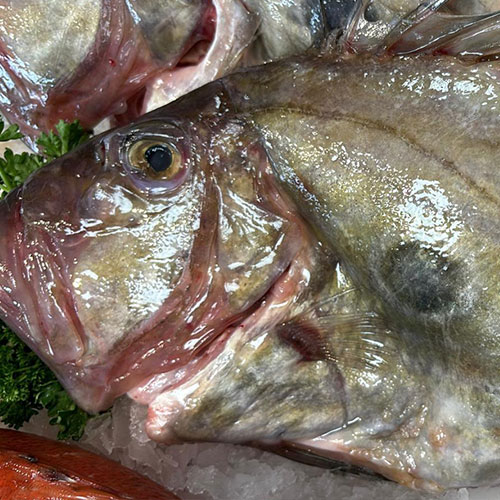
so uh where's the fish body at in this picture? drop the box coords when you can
[2,10,500,492]
[0,429,177,499]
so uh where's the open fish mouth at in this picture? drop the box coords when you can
[0,107,308,414]
[0,206,300,416]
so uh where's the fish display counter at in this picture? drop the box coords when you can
[0,1,500,499]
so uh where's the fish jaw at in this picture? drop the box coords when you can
[138,255,500,490]
[137,247,449,489]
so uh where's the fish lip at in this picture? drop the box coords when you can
[0,190,86,365]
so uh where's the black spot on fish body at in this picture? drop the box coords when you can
[383,242,459,315]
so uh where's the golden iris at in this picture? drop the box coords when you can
[128,140,181,179]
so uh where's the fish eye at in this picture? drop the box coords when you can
[128,139,182,179]
[364,2,379,23]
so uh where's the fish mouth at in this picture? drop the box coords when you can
[128,257,300,408]
[0,190,87,367]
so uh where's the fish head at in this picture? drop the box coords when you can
[0,82,303,413]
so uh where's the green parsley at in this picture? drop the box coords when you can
[38,119,91,162]
[0,119,91,197]
[0,118,93,439]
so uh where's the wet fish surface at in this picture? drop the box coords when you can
[0,0,340,140]
[7,0,495,140]
[0,429,177,499]
[0,0,221,139]
[1,4,500,493]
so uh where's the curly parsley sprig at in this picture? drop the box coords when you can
[0,118,93,439]
[0,119,90,198]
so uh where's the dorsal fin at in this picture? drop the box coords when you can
[337,0,500,61]
[381,10,500,58]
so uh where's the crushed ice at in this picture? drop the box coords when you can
[73,397,471,500]
[10,398,479,499]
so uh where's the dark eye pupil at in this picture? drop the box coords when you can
[144,145,172,172]
[364,3,379,22]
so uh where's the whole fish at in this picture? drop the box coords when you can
[2,5,500,493]
[0,429,177,499]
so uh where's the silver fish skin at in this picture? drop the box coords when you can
[241,0,327,64]
[1,9,500,492]
[0,0,447,140]
[347,0,500,52]
[6,0,494,142]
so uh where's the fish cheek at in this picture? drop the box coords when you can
[71,179,203,363]
[164,312,422,444]
[217,190,292,311]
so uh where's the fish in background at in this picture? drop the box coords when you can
[0,0,332,142]
[4,0,495,145]
[1,1,500,491]
[0,429,177,499]
[0,0,254,142]
[344,0,500,52]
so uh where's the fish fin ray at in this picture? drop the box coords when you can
[379,9,500,59]
[276,308,395,371]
